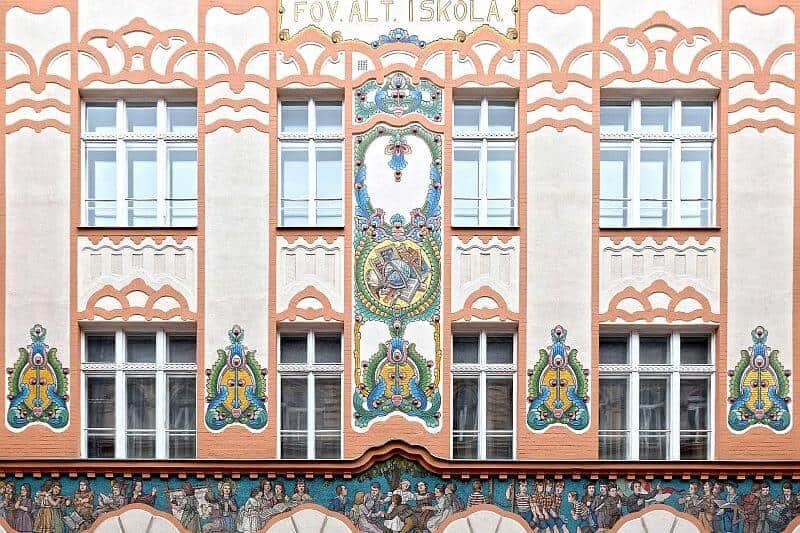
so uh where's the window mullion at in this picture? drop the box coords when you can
[480,139,488,225]
[115,330,126,459]
[157,100,168,225]
[307,372,316,459]
[116,100,126,226]
[629,331,640,461]
[672,137,681,227]
[478,370,487,460]
[155,330,167,458]
[309,139,317,226]
[669,332,681,460]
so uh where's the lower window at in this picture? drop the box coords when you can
[598,331,714,460]
[82,329,197,459]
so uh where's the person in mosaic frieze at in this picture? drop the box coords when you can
[568,491,594,533]
[719,482,741,533]
[741,484,760,533]
[768,482,795,532]
[383,493,415,532]
[605,485,623,528]
[592,481,612,530]
[422,484,453,532]
[70,479,94,531]
[0,481,15,523]
[328,485,350,515]
[204,480,238,533]
[349,491,382,533]
[411,481,433,528]
[128,479,156,507]
[506,480,533,526]
[581,483,598,530]
[171,482,201,533]
[621,480,661,514]
[679,482,706,521]
[93,479,125,518]
[13,483,34,533]
[237,488,262,533]
[548,480,569,533]
[33,480,70,533]
[289,480,312,506]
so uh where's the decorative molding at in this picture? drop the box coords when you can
[728,326,792,433]
[6,324,69,431]
[526,325,589,432]
[452,236,519,315]
[599,280,720,324]
[354,72,443,123]
[276,237,344,318]
[205,325,268,432]
[77,278,196,322]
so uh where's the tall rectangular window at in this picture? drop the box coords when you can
[452,331,515,459]
[82,329,197,459]
[82,99,197,226]
[279,98,344,226]
[598,331,714,460]
[600,98,715,227]
[278,330,343,459]
[452,98,517,226]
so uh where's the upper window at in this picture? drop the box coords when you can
[452,330,516,460]
[82,99,198,227]
[278,330,343,459]
[600,98,715,228]
[82,328,197,459]
[598,331,714,461]
[279,98,344,227]
[453,98,517,227]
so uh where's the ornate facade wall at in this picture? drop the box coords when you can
[2,0,800,531]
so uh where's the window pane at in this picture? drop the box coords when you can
[127,334,156,363]
[315,102,342,132]
[639,378,668,460]
[453,147,480,226]
[168,148,198,226]
[453,378,478,432]
[599,378,627,460]
[169,435,196,459]
[600,104,630,132]
[281,434,307,459]
[168,335,196,364]
[86,104,116,133]
[640,146,671,227]
[168,105,197,133]
[486,435,513,460]
[487,101,515,132]
[87,432,115,458]
[454,101,481,129]
[487,199,514,226]
[127,433,156,459]
[486,335,513,364]
[641,104,671,132]
[316,146,342,198]
[281,146,310,225]
[453,335,479,364]
[315,378,340,431]
[281,101,308,132]
[639,336,669,364]
[86,148,117,226]
[280,335,307,364]
[314,334,341,363]
[681,336,710,365]
[680,146,712,227]
[486,378,513,431]
[680,378,709,460]
[681,104,711,133]
[280,377,307,431]
[453,377,478,459]
[487,147,514,199]
[599,378,627,431]
[86,334,115,363]
[315,434,341,459]
[127,376,156,430]
[168,376,196,430]
[599,336,628,364]
[87,376,115,428]
[127,147,158,226]
[127,104,157,133]
[600,147,629,227]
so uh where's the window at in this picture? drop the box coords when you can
[278,330,343,459]
[600,98,715,227]
[598,331,714,460]
[82,329,197,459]
[452,98,517,226]
[279,98,344,226]
[82,99,198,227]
[452,330,515,459]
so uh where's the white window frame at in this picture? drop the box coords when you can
[80,327,197,459]
[81,98,198,227]
[277,329,344,459]
[278,98,344,227]
[450,329,517,460]
[452,97,518,227]
[598,329,716,461]
[600,97,716,228]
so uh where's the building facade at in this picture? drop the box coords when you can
[0,0,799,531]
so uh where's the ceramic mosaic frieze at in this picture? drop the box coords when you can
[728,326,791,433]
[2,464,800,532]
[6,324,69,430]
[205,325,268,431]
[526,325,589,432]
[353,123,443,429]
[354,72,443,123]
